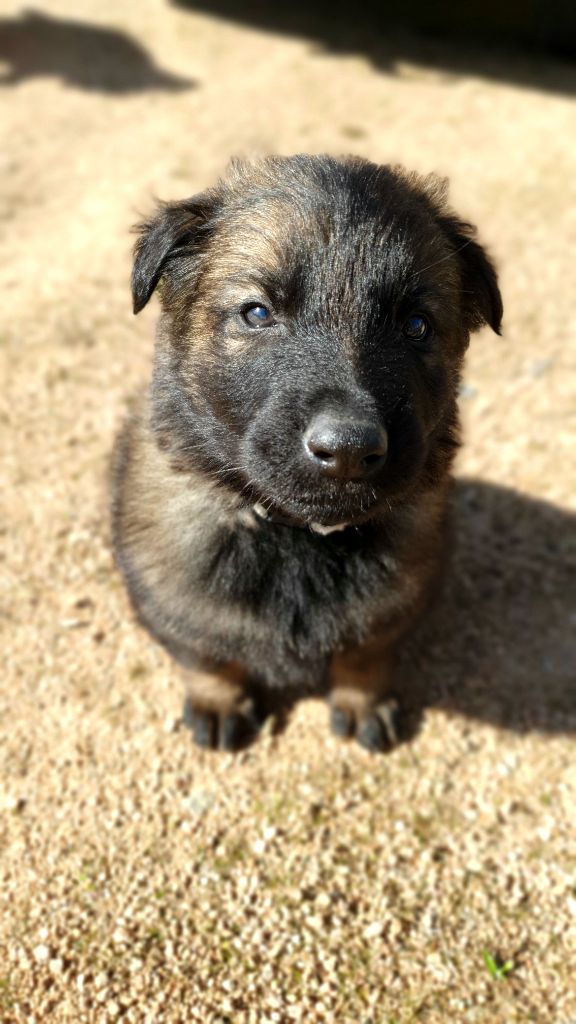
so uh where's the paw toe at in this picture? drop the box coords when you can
[183,700,218,749]
[330,705,354,738]
[356,713,388,753]
[219,707,260,751]
[357,701,400,753]
[329,697,400,754]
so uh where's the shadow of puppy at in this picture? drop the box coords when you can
[394,478,576,740]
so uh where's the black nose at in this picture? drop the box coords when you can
[303,413,388,481]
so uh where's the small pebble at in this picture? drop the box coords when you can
[32,944,51,963]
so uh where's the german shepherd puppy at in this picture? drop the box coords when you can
[112,155,502,753]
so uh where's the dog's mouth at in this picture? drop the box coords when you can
[245,484,385,533]
[251,501,352,534]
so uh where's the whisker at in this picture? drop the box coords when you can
[407,237,473,281]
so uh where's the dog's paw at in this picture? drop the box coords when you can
[329,697,400,753]
[183,697,261,752]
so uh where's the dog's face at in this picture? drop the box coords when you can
[133,156,502,527]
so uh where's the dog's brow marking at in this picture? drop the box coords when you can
[408,237,473,281]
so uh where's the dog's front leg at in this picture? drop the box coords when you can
[329,633,402,753]
[182,661,261,752]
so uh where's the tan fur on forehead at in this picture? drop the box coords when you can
[202,197,301,284]
[198,170,332,296]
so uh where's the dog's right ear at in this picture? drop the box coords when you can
[131,195,216,314]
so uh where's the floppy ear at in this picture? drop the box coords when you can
[131,194,216,314]
[439,216,503,335]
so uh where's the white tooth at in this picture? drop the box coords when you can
[310,521,348,535]
[253,502,269,520]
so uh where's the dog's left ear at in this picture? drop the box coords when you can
[439,216,503,335]
[131,194,217,314]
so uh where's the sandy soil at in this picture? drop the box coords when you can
[1,2,575,1021]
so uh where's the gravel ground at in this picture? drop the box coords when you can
[1,2,575,1022]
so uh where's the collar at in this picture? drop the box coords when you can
[252,502,349,535]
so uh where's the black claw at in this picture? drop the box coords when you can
[357,714,388,753]
[330,705,354,738]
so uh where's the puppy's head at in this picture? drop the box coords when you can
[133,156,502,527]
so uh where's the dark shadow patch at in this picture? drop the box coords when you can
[0,10,195,94]
[173,0,576,97]
[397,478,576,739]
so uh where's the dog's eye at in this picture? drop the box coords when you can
[403,314,430,341]
[242,303,274,328]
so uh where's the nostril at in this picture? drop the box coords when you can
[308,445,335,463]
[362,452,385,467]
